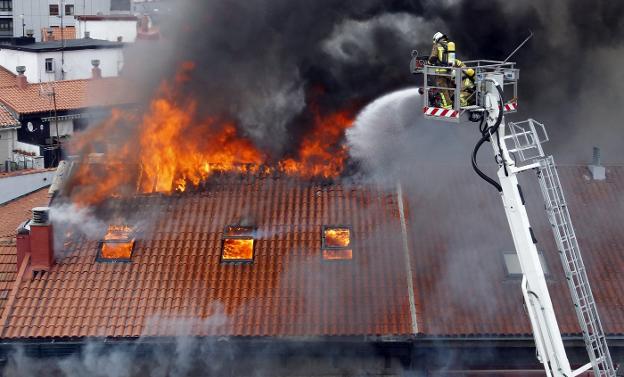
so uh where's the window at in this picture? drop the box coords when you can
[221,225,255,263]
[0,18,12,33]
[503,251,549,278]
[97,225,135,262]
[49,4,59,16]
[0,1,12,12]
[322,226,353,260]
[45,58,54,73]
[64,4,74,15]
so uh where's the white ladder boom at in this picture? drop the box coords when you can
[537,156,616,376]
[503,119,616,377]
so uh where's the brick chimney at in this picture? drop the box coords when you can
[15,66,27,89]
[29,207,54,271]
[91,59,102,79]
[139,15,149,33]
[47,29,54,41]
[16,221,31,268]
[588,146,606,180]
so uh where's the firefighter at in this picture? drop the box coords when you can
[460,67,476,107]
[428,32,456,109]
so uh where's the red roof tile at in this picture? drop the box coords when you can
[0,188,50,320]
[41,26,77,42]
[2,175,415,338]
[409,164,624,337]
[0,78,138,115]
[0,103,19,128]
[1,165,623,340]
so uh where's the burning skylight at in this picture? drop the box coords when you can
[322,226,353,260]
[98,225,135,262]
[221,225,255,263]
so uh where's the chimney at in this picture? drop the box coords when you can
[15,66,27,89]
[16,220,31,268]
[588,146,606,180]
[47,29,54,41]
[26,29,34,38]
[139,15,149,33]
[29,207,54,271]
[91,59,102,79]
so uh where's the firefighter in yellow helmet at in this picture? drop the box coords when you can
[460,67,476,107]
[428,32,456,109]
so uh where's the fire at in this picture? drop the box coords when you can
[68,64,355,205]
[322,249,353,260]
[101,225,134,260]
[222,238,254,261]
[324,227,351,248]
[279,109,353,178]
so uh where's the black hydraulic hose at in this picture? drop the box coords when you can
[471,79,505,192]
[472,134,502,192]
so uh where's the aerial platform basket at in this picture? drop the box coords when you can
[410,54,519,123]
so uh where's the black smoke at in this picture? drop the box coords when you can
[120,0,624,162]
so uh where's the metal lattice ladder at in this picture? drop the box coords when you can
[536,156,616,377]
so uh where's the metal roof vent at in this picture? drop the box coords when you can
[16,66,26,75]
[32,207,50,225]
[588,146,606,181]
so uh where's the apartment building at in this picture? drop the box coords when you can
[0,0,132,41]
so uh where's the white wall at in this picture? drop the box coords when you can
[0,128,18,163]
[12,0,112,41]
[49,118,73,137]
[76,19,136,42]
[0,169,53,204]
[0,46,124,81]
[0,48,38,80]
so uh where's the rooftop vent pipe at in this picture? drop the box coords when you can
[91,59,102,79]
[15,66,27,89]
[588,146,606,181]
[32,207,50,224]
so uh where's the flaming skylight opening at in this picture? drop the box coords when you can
[221,225,255,263]
[322,226,353,261]
[98,225,135,262]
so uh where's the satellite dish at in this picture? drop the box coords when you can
[27,122,34,132]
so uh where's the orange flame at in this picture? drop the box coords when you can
[222,238,254,261]
[68,64,355,205]
[324,227,351,247]
[101,225,134,259]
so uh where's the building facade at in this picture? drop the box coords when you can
[0,38,125,81]
[0,0,129,41]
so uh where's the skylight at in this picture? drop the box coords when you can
[503,250,549,278]
[322,226,353,260]
[98,225,135,262]
[221,225,255,263]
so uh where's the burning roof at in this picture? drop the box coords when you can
[64,63,356,206]
[3,175,414,338]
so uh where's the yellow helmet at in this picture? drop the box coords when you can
[465,68,475,77]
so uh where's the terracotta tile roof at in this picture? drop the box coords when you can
[411,164,624,337]
[0,78,138,115]
[0,188,50,319]
[2,175,415,338]
[1,166,623,340]
[0,103,19,128]
[0,66,16,87]
[41,26,77,42]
